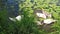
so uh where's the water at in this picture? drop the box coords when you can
[7,0,19,17]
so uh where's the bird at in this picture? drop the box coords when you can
[34,9,52,19]
[36,19,57,25]
[9,15,22,21]
[36,19,57,31]
[42,10,52,18]
[43,19,57,24]
[36,13,46,19]
[41,19,57,31]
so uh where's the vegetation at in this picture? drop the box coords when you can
[0,0,60,34]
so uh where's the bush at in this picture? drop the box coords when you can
[0,0,60,34]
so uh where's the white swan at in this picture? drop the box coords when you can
[9,15,22,21]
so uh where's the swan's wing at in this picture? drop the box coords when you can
[43,19,53,24]
[16,15,21,21]
[36,13,46,18]
[43,19,57,24]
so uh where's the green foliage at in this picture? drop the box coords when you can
[19,0,60,34]
[0,0,60,34]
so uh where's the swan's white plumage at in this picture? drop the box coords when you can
[36,13,46,18]
[43,19,56,24]
[16,15,21,21]
[9,15,22,21]
[9,17,16,21]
